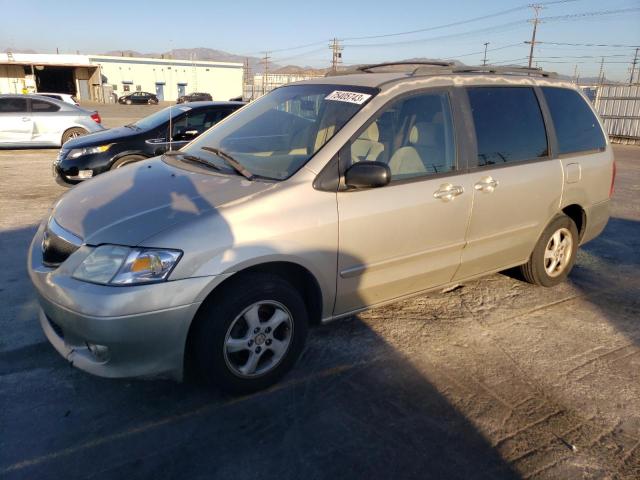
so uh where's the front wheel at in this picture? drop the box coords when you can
[125,99,132,105]
[148,99,158,105]
[520,214,579,287]
[111,154,146,169]
[192,273,308,393]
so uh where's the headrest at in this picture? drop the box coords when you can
[360,122,379,142]
[409,123,438,146]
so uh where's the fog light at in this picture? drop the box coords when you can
[77,170,93,179]
[86,342,110,362]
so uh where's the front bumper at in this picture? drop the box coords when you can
[53,150,113,186]
[28,222,225,380]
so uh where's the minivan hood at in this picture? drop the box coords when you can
[63,126,140,149]
[51,157,274,246]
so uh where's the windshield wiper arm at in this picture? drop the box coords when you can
[201,146,254,180]
[164,150,221,170]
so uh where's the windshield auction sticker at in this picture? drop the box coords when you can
[325,90,372,104]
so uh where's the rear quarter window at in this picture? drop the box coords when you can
[541,87,606,155]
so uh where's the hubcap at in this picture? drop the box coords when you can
[544,227,573,277]
[223,301,293,378]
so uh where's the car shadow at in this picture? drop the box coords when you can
[0,166,522,479]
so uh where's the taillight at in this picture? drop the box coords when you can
[91,112,101,124]
[609,160,616,198]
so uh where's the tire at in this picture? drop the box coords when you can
[111,154,146,169]
[148,99,158,105]
[125,99,132,105]
[520,214,579,287]
[61,127,87,144]
[192,273,309,394]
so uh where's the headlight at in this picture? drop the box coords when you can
[68,144,113,159]
[72,245,181,285]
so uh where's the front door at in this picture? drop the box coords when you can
[156,84,164,101]
[0,97,32,144]
[335,90,474,315]
[177,84,186,98]
[454,86,563,280]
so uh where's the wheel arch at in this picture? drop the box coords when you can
[183,260,324,381]
[561,203,586,241]
[109,150,151,168]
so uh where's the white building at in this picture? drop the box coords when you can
[246,72,324,99]
[0,52,243,102]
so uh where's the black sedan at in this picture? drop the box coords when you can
[177,92,213,103]
[118,92,159,105]
[54,101,245,185]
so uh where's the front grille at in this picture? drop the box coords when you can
[42,218,82,268]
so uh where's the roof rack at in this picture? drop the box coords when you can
[325,62,557,78]
[325,61,455,77]
[425,65,557,78]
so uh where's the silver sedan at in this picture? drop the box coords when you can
[0,94,104,147]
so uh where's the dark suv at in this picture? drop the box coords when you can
[118,92,159,105]
[54,101,244,185]
[177,92,213,103]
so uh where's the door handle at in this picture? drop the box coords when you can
[474,176,499,193]
[433,183,464,201]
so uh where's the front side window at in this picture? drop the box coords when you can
[184,84,377,180]
[347,92,456,181]
[468,87,548,166]
[130,105,192,131]
[31,99,60,112]
[542,87,606,154]
[0,98,28,113]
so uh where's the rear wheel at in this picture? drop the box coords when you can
[192,273,308,393]
[520,214,579,287]
[111,154,146,169]
[61,127,87,144]
[148,98,158,105]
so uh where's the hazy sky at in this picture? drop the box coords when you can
[1,0,639,80]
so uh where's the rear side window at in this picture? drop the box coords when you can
[541,87,606,154]
[0,97,28,112]
[468,87,548,166]
[31,99,60,112]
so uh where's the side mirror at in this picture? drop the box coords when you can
[345,161,391,189]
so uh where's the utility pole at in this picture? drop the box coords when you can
[573,64,579,84]
[482,42,489,66]
[598,57,605,85]
[526,4,543,69]
[329,38,343,72]
[630,48,639,84]
[261,52,270,95]
[243,58,252,100]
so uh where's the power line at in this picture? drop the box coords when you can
[537,41,640,48]
[540,6,640,22]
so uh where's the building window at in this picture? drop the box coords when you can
[112,84,117,91]
[123,85,130,92]
[136,85,141,91]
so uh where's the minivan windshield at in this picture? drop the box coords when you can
[130,105,192,130]
[181,84,378,180]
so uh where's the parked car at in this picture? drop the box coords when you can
[177,92,213,103]
[29,64,614,393]
[0,94,103,147]
[54,101,245,184]
[118,92,159,105]
[36,92,79,106]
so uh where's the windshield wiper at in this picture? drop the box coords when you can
[201,146,254,181]
[163,150,221,171]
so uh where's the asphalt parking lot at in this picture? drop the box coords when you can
[0,108,639,479]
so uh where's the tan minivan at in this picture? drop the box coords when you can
[29,63,614,392]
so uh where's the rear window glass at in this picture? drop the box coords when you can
[541,87,606,155]
[468,87,548,166]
